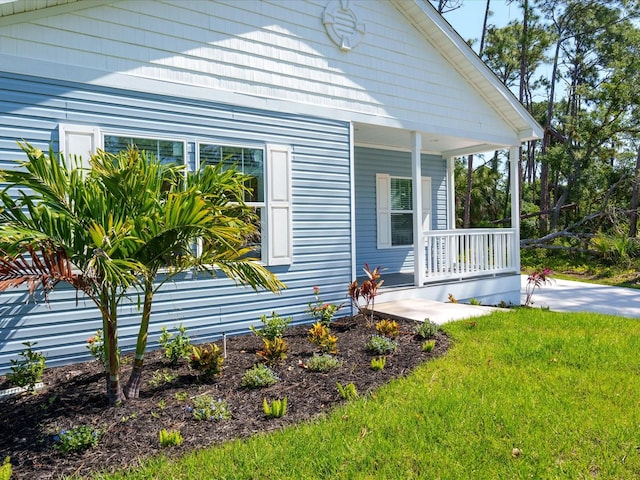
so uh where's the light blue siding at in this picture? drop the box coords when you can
[354,146,447,273]
[0,72,352,373]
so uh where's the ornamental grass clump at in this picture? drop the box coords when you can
[241,364,280,389]
[263,397,288,418]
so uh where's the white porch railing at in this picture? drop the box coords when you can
[424,228,517,282]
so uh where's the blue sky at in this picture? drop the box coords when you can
[442,0,522,53]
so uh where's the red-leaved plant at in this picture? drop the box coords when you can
[524,268,553,307]
[348,264,384,326]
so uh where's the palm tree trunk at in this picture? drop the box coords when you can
[124,277,154,399]
[102,287,125,405]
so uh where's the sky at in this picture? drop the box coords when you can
[440,0,522,53]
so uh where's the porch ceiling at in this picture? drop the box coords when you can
[353,123,506,157]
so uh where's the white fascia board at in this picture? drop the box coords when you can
[0,0,111,26]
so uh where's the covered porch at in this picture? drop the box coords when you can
[353,123,524,305]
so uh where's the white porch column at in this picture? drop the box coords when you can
[411,132,424,286]
[446,155,456,229]
[509,145,521,271]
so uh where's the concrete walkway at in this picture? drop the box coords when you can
[374,299,502,325]
[373,276,640,325]
[520,275,640,318]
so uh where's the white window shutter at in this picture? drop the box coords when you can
[376,173,391,248]
[58,124,100,170]
[266,144,293,265]
[421,177,432,231]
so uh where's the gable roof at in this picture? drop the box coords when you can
[393,0,542,142]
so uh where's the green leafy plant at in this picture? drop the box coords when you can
[187,395,231,422]
[250,311,291,341]
[0,457,11,480]
[159,324,192,365]
[53,425,103,454]
[7,341,46,392]
[422,339,436,352]
[158,429,184,447]
[414,319,439,339]
[257,337,288,365]
[149,369,177,388]
[241,364,280,389]
[375,319,399,338]
[365,335,397,355]
[306,286,343,327]
[86,329,120,371]
[189,343,224,379]
[174,391,189,402]
[348,264,384,326]
[263,397,288,418]
[307,322,338,354]
[524,268,553,307]
[469,297,482,306]
[336,382,358,401]
[305,354,343,373]
[370,356,386,371]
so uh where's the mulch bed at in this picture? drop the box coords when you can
[0,315,449,479]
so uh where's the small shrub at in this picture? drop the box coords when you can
[524,268,553,307]
[305,354,343,373]
[348,264,383,326]
[149,369,177,388]
[7,341,46,392]
[414,319,439,339]
[370,356,386,371]
[250,311,291,341]
[306,286,343,327]
[375,319,399,338]
[257,337,288,365]
[53,425,103,454]
[0,457,11,480]
[336,382,358,400]
[365,335,397,355]
[86,329,120,369]
[187,395,231,422]
[263,397,288,418]
[422,339,436,352]
[241,364,279,389]
[308,322,338,354]
[159,324,192,365]
[469,298,482,306]
[189,343,224,379]
[158,429,183,447]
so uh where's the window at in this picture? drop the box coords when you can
[103,135,185,165]
[199,143,265,259]
[376,174,431,249]
[58,124,293,266]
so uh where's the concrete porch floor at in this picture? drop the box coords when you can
[374,298,502,325]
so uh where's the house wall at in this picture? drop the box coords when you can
[0,72,353,374]
[354,146,447,273]
[0,0,521,146]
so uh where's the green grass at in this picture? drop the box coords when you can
[96,310,640,479]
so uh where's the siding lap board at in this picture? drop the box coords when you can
[0,72,352,373]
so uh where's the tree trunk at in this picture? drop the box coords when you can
[102,288,125,405]
[630,146,640,237]
[479,0,491,55]
[463,154,473,228]
[124,277,155,399]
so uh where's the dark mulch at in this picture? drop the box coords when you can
[0,316,449,479]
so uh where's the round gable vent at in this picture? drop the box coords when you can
[323,0,366,51]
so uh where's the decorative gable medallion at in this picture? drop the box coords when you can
[323,0,366,52]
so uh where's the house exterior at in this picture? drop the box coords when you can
[0,0,543,373]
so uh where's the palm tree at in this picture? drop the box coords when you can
[0,144,142,404]
[0,144,284,403]
[89,148,284,399]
